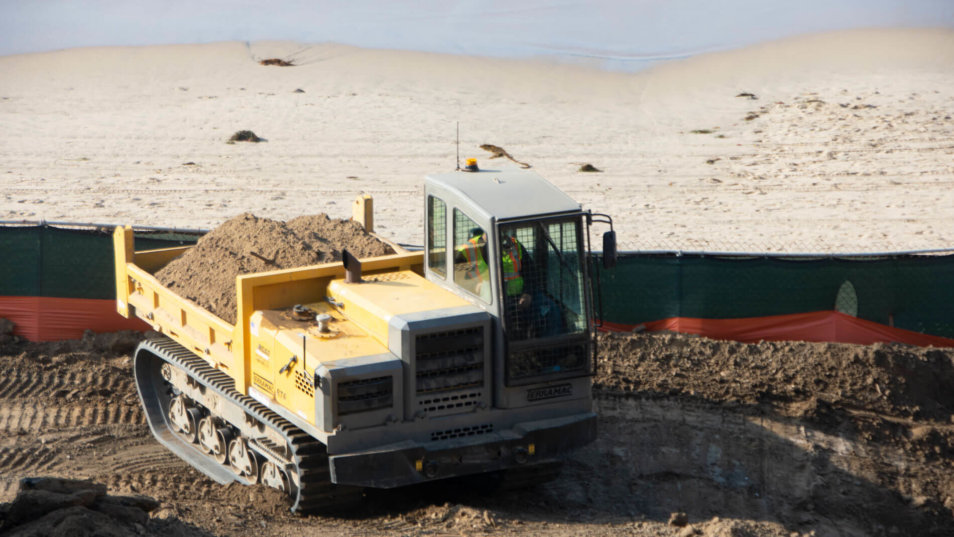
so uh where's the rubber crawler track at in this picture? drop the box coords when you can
[135,335,362,513]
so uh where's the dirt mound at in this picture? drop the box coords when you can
[154,213,394,323]
[392,503,499,533]
[0,318,20,353]
[596,332,954,423]
[0,477,202,537]
[0,321,142,358]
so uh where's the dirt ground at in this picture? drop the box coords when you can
[154,213,394,324]
[2,326,952,537]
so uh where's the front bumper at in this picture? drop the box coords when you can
[328,412,597,488]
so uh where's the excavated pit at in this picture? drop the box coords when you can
[2,329,952,536]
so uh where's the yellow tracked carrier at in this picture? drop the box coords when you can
[114,166,615,512]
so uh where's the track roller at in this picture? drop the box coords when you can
[168,395,200,443]
[197,416,231,464]
[228,438,260,483]
[261,461,290,492]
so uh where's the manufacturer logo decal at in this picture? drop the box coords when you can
[527,383,572,401]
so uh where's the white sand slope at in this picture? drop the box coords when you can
[1,28,952,253]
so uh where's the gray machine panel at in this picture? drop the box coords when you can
[388,306,494,421]
[315,353,404,433]
[425,168,581,222]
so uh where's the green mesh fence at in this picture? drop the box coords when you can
[594,253,954,339]
[2,225,952,340]
[0,225,201,299]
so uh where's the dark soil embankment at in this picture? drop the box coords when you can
[587,332,954,536]
[597,331,954,424]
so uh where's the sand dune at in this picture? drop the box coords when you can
[1,28,952,253]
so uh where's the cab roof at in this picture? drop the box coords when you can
[425,168,581,221]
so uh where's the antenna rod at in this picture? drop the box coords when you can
[456,122,460,170]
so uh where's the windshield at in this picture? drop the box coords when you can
[499,217,590,383]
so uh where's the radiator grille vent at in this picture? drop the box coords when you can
[430,423,493,442]
[415,327,484,396]
[418,391,482,413]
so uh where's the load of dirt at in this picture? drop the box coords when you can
[154,213,394,324]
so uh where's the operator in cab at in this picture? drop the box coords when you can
[456,228,561,339]
[455,228,492,302]
[456,228,529,303]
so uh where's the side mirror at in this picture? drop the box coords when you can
[602,231,617,269]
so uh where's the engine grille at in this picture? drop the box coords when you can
[415,328,483,394]
[414,327,485,417]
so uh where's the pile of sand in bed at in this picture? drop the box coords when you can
[154,213,394,323]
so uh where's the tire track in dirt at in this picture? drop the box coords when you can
[0,367,133,400]
[0,433,177,503]
[93,443,215,504]
[0,349,151,503]
[100,445,189,477]
[0,446,59,499]
[0,402,143,431]
[0,398,148,502]
[103,466,213,497]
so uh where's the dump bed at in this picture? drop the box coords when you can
[112,225,424,393]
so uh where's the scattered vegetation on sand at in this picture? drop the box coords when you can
[690,129,715,134]
[227,130,262,144]
[579,163,602,172]
[259,58,294,67]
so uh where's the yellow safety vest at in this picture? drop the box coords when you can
[501,236,524,296]
[458,235,489,282]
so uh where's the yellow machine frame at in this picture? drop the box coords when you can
[113,225,424,397]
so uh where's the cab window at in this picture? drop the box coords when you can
[427,196,447,278]
[452,209,490,302]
